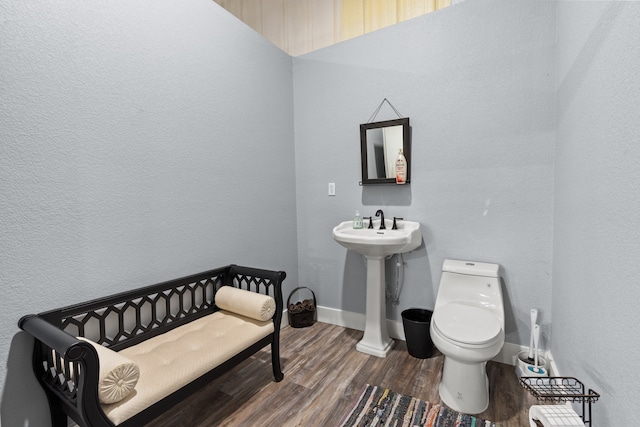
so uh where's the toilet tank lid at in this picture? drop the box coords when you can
[442,259,499,278]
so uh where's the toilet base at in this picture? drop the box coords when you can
[439,358,489,415]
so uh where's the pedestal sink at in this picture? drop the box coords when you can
[332,219,422,357]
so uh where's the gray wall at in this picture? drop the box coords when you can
[293,0,556,347]
[0,0,297,425]
[553,2,640,425]
[3,0,639,425]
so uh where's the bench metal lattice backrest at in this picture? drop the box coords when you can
[29,268,227,409]
[42,267,227,351]
[231,272,275,294]
[25,265,285,423]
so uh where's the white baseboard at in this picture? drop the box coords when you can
[283,306,556,372]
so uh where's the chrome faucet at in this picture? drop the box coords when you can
[375,209,385,230]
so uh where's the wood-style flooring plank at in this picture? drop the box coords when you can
[145,322,538,427]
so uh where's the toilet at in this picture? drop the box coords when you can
[430,259,505,415]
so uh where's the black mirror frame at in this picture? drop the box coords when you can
[360,117,411,185]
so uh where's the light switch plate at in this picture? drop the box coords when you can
[328,182,336,196]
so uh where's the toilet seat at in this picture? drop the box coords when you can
[433,303,501,345]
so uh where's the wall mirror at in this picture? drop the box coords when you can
[360,118,410,185]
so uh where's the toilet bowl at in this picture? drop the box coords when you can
[429,259,504,415]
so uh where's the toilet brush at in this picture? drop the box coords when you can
[518,323,548,377]
[516,319,548,378]
[527,324,546,375]
[533,324,540,372]
[527,309,538,363]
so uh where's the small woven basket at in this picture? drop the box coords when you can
[287,287,316,328]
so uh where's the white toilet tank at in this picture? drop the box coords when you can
[435,259,504,327]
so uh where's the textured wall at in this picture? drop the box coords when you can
[0,0,297,425]
[553,2,640,424]
[293,0,556,347]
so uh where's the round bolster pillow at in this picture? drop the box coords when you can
[215,286,276,321]
[77,337,140,404]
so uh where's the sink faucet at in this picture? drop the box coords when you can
[392,217,403,230]
[375,209,385,230]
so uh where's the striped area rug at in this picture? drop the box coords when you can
[340,384,497,427]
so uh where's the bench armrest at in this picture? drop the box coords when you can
[20,315,81,358]
[19,315,112,427]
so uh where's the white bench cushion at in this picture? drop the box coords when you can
[101,310,274,425]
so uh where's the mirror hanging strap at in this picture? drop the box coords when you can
[367,98,404,123]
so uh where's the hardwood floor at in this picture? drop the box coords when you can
[146,322,538,426]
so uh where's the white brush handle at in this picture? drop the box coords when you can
[533,324,540,371]
[529,309,538,359]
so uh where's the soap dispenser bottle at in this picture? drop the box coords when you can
[395,149,407,184]
[353,210,364,229]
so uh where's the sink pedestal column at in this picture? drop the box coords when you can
[356,256,394,357]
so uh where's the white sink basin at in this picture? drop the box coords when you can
[332,218,423,357]
[332,219,422,258]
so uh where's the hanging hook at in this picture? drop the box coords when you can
[367,98,404,123]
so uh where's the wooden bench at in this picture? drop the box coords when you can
[18,264,285,426]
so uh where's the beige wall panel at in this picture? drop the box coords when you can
[425,0,451,14]
[363,0,397,33]
[284,0,310,56]
[242,0,263,33]
[310,0,336,52]
[261,0,286,51]
[216,0,450,55]
[436,0,451,11]
[340,0,365,42]
[397,0,425,21]
[216,0,243,20]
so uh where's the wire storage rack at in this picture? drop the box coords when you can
[520,377,600,426]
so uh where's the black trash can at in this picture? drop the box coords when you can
[401,308,434,359]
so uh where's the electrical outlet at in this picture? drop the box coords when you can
[328,182,336,196]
